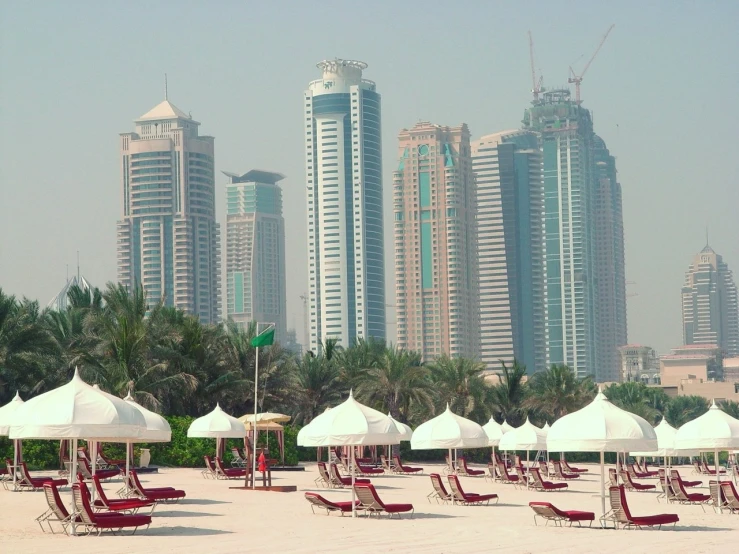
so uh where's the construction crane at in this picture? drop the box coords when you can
[568,24,615,104]
[299,293,309,348]
[528,31,545,103]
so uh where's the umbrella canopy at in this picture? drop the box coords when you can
[187,404,246,439]
[411,405,488,450]
[547,391,657,453]
[388,414,413,441]
[9,370,145,440]
[243,420,283,432]
[482,417,504,446]
[297,391,400,447]
[632,418,698,457]
[542,422,550,436]
[124,393,171,442]
[499,418,547,451]
[0,392,24,436]
[674,401,739,451]
[501,419,514,434]
[239,412,291,424]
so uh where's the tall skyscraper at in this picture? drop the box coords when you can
[472,130,546,374]
[304,59,385,352]
[118,97,220,323]
[682,244,739,357]
[592,135,628,381]
[393,122,479,360]
[223,170,287,343]
[522,89,597,378]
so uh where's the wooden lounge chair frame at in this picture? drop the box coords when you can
[304,492,359,516]
[670,476,711,512]
[380,454,397,473]
[457,456,484,477]
[669,469,700,488]
[528,467,568,492]
[602,485,679,530]
[72,482,151,536]
[17,461,68,492]
[551,460,579,481]
[619,469,656,492]
[427,473,452,504]
[126,470,185,503]
[329,463,370,488]
[214,456,247,480]
[92,475,155,515]
[447,474,499,506]
[719,480,739,514]
[392,455,422,475]
[353,483,414,519]
[231,447,247,468]
[709,480,728,514]
[529,502,594,527]
[315,462,335,488]
[496,461,520,485]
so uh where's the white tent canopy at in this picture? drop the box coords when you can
[239,412,291,424]
[388,414,413,441]
[482,417,504,447]
[499,418,547,451]
[632,418,697,457]
[501,419,514,434]
[0,391,24,436]
[9,370,146,440]
[297,391,400,447]
[542,422,550,436]
[411,405,488,450]
[124,393,171,443]
[674,401,739,451]
[187,404,246,439]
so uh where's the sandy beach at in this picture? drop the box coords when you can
[1,462,737,553]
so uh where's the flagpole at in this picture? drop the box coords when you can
[252,325,260,489]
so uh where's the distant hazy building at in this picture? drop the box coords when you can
[471,130,546,374]
[223,170,287,343]
[681,244,739,357]
[618,344,659,384]
[393,122,478,360]
[118,98,220,323]
[47,275,93,312]
[592,135,628,382]
[304,59,386,352]
[660,344,721,387]
[522,89,597,379]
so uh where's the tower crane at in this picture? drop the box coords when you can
[528,31,544,103]
[568,24,615,104]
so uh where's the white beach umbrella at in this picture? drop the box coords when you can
[239,412,291,424]
[188,404,246,460]
[542,422,550,435]
[385,413,412,461]
[297,391,400,517]
[0,392,24,488]
[482,417,504,447]
[632,418,698,458]
[124,393,171,443]
[499,418,547,489]
[501,419,514,434]
[674,401,739,480]
[547,391,657,521]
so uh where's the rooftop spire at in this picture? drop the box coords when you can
[164,73,168,101]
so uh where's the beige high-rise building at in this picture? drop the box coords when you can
[393,122,478,360]
[118,97,220,323]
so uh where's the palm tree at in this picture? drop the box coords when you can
[487,359,528,426]
[356,346,432,423]
[603,382,665,424]
[525,364,595,422]
[663,395,709,427]
[336,337,384,391]
[718,399,739,419]
[427,355,488,419]
[289,353,341,425]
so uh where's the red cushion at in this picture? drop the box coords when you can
[359,467,384,474]
[140,486,176,492]
[400,466,422,472]
[686,493,710,501]
[95,499,153,511]
[681,480,701,487]
[562,510,595,521]
[94,469,120,479]
[30,477,68,487]
[467,493,497,502]
[544,482,568,490]
[143,489,186,500]
[93,514,152,528]
[382,503,414,513]
[630,514,679,526]
[466,469,484,475]
[633,483,656,490]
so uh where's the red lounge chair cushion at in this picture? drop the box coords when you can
[466,468,485,476]
[93,469,120,479]
[142,489,186,500]
[222,468,246,476]
[382,503,414,513]
[632,482,656,491]
[681,479,701,487]
[465,492,498,502]
[305,493,359,512]
[685,492,710,502]
[400,466,422,473]
[543,481,568,490]
[630,514,679,526]
[358,466,384,474]
[139,486,177,492]
[92,514,152,529]
[30,477,68,487]
[562,510,595,521]
[94,498,152,511]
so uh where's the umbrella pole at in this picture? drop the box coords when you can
[252,344,259,489]
[526,450,530,490]
[715,448,720,483]
[600,451,605,524]
[91,440,96,504]
[125,440,131,494]
[71,439,78,536]
[12,439,18,490]
[351,448,356,518]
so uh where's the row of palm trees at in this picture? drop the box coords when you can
[1,284,737,430]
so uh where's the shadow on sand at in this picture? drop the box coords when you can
[146,526,233,537]
[180,498,231,506]
[153,510,223,518]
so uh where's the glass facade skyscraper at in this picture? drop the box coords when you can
[304,59,385,352]
[118,99,220,323]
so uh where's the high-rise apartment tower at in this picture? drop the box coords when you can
[118,98,220,323]
[224,170,287,343]
[472,130,546,373]
[393,122,479,360]
[682,245,739,357]
[304,59,385,352]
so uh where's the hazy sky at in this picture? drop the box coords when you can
[1,1,737,354]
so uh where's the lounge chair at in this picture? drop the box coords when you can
[329,463,370,488]
[72,482,151,536]
[355,462,384,476]
[720,481,739,514]
[709,480,728,513]
[538,460,550,477]
[732,464,739,483]
[484,463,497,483]
[496,461,520,485]
[353,483,414,518]
[604,485,679,529]
[692,459,705,474]
[513,455,530,474]
[315,462,334,488]
[2,459,16,491]
[393,455,422,475]
[669,469,700,488]
[529,502,594,527]
[37,483,75,533]
[444,455,453,474]
[529,467,567,491]
[304,492,359,516]
[657,475,678,504]
[202,455,218,479]
[380,455,396,473]
[608,468,619,487]
[562,459,588,473]
[79,458,120,482]
[457,456,484,477]
[702,460,725,474]
[17,462,68,492]
[214,456,247,480]
[634,460,658,477]
[427,473,452,504]
[231,447,247,468]
[447,474,499,505]
[627,464,654,480]
[91,475,154,514]
[97,447,125,468]
[619,470,656,492]
[671,476,711,511]
[127,470,186,502]
[551,461,579,480]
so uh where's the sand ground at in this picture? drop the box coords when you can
[1,462,737,553]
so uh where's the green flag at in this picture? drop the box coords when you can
[251,326,275,348]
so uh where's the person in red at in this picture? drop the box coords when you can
[258,450,266,473]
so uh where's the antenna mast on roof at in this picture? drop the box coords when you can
[568,24,614,104]
[528,31,544,103]
[164,73,168,100]
[77,250,80,281]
